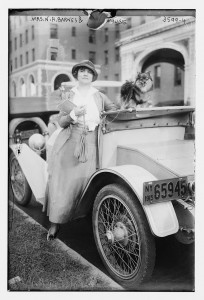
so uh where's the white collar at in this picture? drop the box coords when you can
[71,85,98,97]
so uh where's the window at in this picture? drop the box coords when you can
[104,28,108,42]
[115,47,120,62]
[29,75,36,96]
[104,76,108,93]
[127,18,132,29]
[32,25,35,40]
[32,48,35,61]
[89,51,96,64]
[154,65,161,88]
[26,51,29,64]
[15,57,17,69]
[115,73,119,81]
[72,49,76,60]
[115,74,120,92]
[20,54,23,67]
[10,60,12,73]
[50,24,58,39]
[20,34,23,47]
[89,29,96,44]
[51,51,57,61]
[25,29,28,44]
[174,66,182,86]
[20,78,26,97]
[115,24,120,39]
[104,50,108,65]
[12,81,16,97]
[14,37,17,50]
[72,27,76,37]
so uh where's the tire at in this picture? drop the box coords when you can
[9,151,32,206]
[92,183,156,289]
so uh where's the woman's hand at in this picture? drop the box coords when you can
[73,105,87,117]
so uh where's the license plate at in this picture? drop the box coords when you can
[143,177,188,205]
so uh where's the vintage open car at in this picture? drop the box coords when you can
[9,102,195,289]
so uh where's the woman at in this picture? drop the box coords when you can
[44,60,116,240]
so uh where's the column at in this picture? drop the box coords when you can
[121,51,135,82]
[37,67,42,97]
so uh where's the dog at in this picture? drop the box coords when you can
[120,72,153,109]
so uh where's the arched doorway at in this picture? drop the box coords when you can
[11,81,17,97]
[141,48,184,71]
[54,74,70,91]
[20,78,26,97]
[141,48,185,106]
[28,74,36,96]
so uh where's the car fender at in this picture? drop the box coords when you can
[9,143,48,205]
[9,117,48,145]
[93,165,179,237]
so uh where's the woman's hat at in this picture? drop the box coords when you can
[72,60,98,81]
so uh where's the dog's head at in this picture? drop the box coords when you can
[135,71,153,93]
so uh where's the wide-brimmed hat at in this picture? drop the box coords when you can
[72,60,98,82]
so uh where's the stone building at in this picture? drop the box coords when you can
[118,15,195,106]
[9,12,195,106]
[9,13,125,100]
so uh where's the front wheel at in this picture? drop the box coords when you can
[92,183,155,289]
[9,151,32,206]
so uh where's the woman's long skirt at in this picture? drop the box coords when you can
[43,125,97,224]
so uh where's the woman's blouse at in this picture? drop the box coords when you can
[69,86,100,131]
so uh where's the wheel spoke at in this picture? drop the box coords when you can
[99,209,109,229]
[112,198,117,227]
[112,243,139,270]
[115,200,122,219]
[109,244,133,273]
[98,222,106,234]
[103,198,124,230]
[103,200,113,224]
[10,157,25,201]
[116,232,137,243]
[126,238,140,247]
[120,213,136,234]
[13,183,24,198]
[112,198,123,228]
[113,241,139,258]
[96,193,143,279]
[107,198,115,230]
[110,245,129,268]
[102,200,115,229]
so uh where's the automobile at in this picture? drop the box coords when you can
[9,79,123,146]
[9,95,60,144]
[9,92,195,289]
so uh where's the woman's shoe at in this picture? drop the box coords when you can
[47,224,60,241]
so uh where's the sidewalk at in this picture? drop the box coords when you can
[8,203,122,291]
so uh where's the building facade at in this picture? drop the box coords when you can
[118,15,195,106]
[9,14,126,100]
[9,13,195,106]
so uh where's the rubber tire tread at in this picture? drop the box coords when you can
[9,151,32,206]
